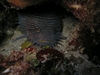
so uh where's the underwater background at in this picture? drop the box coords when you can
[0,0,100,75]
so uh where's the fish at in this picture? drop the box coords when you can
[14,11,65,47]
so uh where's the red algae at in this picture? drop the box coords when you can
[36,48,64,63]
[68,38,80,48]
[23,46,36,53]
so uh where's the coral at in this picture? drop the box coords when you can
[63,0,89,21]
[62,0,100,64]
[0,50,35,75]
[62,0,100,23]
[0,48,71,75]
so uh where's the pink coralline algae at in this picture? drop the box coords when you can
[7,50,24,62]
[8,61,31,75]
[23,46,36,53]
